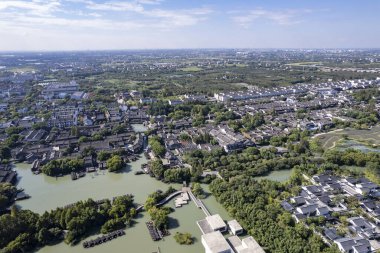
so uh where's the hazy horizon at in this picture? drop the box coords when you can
[2,47,380,53]
[0,0,379,51]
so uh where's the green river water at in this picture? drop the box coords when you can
[14,125,236,253]
[13,124,292,253]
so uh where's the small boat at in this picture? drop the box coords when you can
[71,172,78,180]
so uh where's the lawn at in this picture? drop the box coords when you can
[315,126,380,150]
[180,67,203,72]
[10,66,37,73]
[226,63,248,68]
[285,62,323,67]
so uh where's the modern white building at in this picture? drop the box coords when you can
[168,99,183,106]
[197,214,228,234]
[198,213,265,253]
[41,81,79,98]
[228,220,243,235]
[206,214,228,232]
[201,231,233,253]
[228,235,266,253]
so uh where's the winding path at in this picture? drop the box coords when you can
[136,188,211,217]
[187,188,211,216]
[156,191,182,207]
[136,190,182,211]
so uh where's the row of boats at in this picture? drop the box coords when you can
[71,171,86,180]
[82,230,126,248]
[145,221,171,241]
[135,163,150,175]
[146,221,162,241]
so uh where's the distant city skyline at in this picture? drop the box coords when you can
[0,0,379,51]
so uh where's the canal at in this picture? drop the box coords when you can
[15,125,232,253]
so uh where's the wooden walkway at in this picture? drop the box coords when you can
[82,230,125,248]
[136,190,182,212]
[156,191,182,207]
[186,188,211,216]
[136,186,211,217]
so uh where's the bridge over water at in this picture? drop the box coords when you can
[136,187,211,217]
[136,190,182,211]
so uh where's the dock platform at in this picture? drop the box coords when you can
[82,230,125,248]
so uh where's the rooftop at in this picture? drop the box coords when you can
[206,214,227,231]
[201,231,233,253]
[228,219,243,232]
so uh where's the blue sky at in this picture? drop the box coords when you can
[0,0,379,51]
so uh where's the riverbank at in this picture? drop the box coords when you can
[12,123,280,253]
[15,157,231,253]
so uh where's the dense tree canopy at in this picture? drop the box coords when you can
[174,232,193,245]
[41,158,84,176]
[144,188,176,230]
[324,149,380,184]
[191,182,206,199]
[106,155,125,172]
[210,178,339,253]
[0,196,138,252]
[185,147,303,180]
[0,183,17,210]
[149,136,166,157]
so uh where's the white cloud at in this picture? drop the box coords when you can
[0,0,60,17]
[232,8,307,27]
[0,0,212,32]
[86,1,145,12]
[82,0,212,28]
[80,0,165,13]
[0,13,144,32]
[145,7,213,28]
[0,0,213,50]
[137,0,163,5]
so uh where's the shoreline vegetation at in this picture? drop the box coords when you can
[41,155,126,177]
[206,142,380,253]
[174,232,194,245]
[1,50,380,253]
[0,195,138,253]
[3,124,380,252]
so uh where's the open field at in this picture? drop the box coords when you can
[315,126,380,150]
[10,66,37,73]
[285,62,323,66]
[180,66,203,72]
[226,63,248,67]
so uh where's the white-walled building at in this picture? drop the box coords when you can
[206,214,228,232]
[202,231,233,253]
[228,220,243,235]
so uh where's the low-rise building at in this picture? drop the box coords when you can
[201,231,233,253]
[227,235,266,253]
[347,217,376,239]
[168,99,183,106]
[334,237,372,253]
[228,220,243,235]
[197,214,227,234]
[41,81,79,98]
[206,214,227,232]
